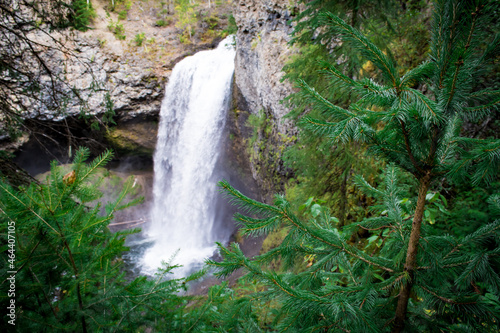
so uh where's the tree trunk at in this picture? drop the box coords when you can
[392,172,431,333]
[77,283,88,333]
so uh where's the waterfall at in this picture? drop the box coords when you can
[141,36,236,276]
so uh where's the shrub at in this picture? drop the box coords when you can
[223,13,237,35]
[156,18,172,27]
[108,20,126,40]
[71,0,96,31]
[134,32,146,46]
[118,9,127,20]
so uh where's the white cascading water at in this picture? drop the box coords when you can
[141,36,236,276]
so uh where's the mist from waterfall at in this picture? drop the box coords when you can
[141,36,236,276]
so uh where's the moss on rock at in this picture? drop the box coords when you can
[106,121,157,157]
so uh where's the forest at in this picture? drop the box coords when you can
[1,0,499,332]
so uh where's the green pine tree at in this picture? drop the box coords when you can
[283,1,430,228]
[210,0,500,331]
[0,148,202,332]
[71,0,96,32]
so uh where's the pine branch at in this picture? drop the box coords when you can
[301,116,362,143]
[318,60,360,90]
[295,78,354,120]
[220,182,397,273]
[104,176,141,215]
[462,95,500,121]
[284,211,396,273]
[77,149,113,183]
[218,180,281,216]
[436,115,460,166]
[0,182,60,235]
[399,119,425,175]
[400,61,434,88]
[419,285,477,305]
[403,89,442,124]
[28,266,60,320]
[236,214,280,236]
[318,12,400,89]
[184,284,225,332]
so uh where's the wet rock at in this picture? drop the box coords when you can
[233,0,298,197]
[106,121,158,157]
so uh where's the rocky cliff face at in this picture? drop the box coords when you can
[61,32,165,122]
[234,0,296,134]
[3,0,298,195]
[3,28,164,126]
[2,0,232,156]
[232,0,297,197]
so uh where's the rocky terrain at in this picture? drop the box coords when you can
[234,0,296,134]
[63,0,233,121]
[231,0,298,197]
[3,0,234,165]
[4,0,298,197]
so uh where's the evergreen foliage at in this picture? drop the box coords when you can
[213,174,500,331]
[70,0,96,32]
[285,0,411,91]
[284,138,381,227]
[282,1,427,225]
[175,0,199,42]
[0,148,199,331]
[211,0,500,331]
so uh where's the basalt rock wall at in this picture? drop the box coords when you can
[232,0,298,198]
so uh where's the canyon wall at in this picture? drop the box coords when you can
[232,0,297,197]
[3,0,299,196]
[2,0,229,159]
